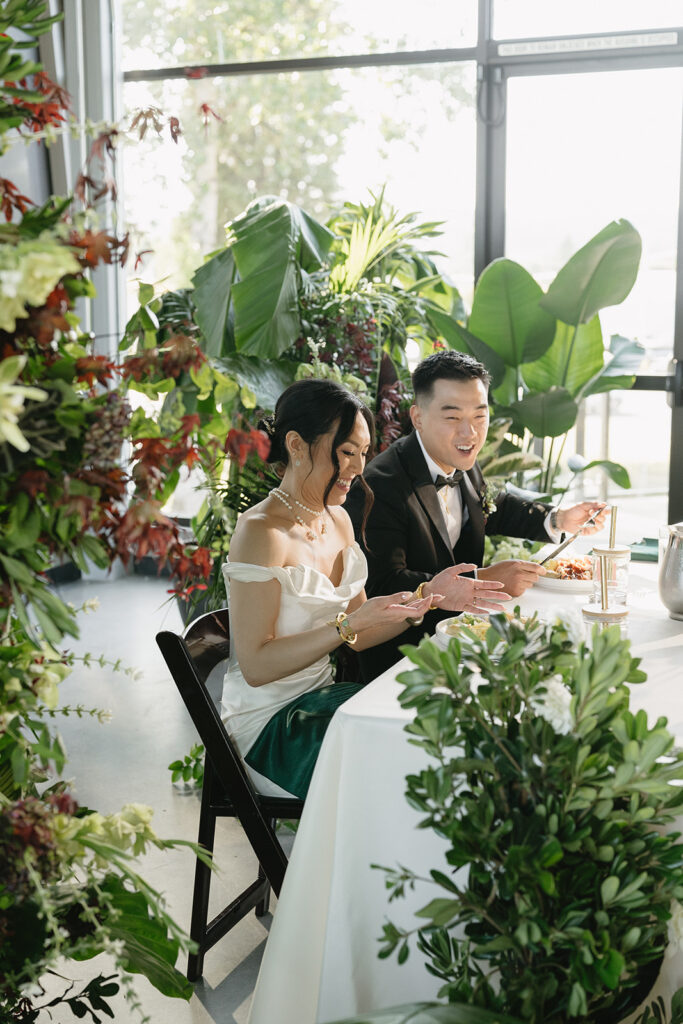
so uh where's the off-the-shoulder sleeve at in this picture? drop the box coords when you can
[222,561,283,584]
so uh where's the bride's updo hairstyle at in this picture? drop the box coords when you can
[258,378,375,531]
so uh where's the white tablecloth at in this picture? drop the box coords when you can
[248,568,683,1024]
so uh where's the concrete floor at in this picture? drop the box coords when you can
[51,571,276,1023]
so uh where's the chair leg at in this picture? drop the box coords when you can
[255,862,270,917]
[187,768,218,982]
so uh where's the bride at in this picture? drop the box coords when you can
[221,378,507,799]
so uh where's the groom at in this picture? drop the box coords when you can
[347,350,607,681]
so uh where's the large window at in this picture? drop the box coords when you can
[122,62,477,291]
[122,0,476,71]
[493,0,682,40]
[119,1,683,522]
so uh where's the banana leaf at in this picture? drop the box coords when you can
[468,259,556,368]
[508,387,578,438]
[578,334,644,399]
[212,354,296,411]
[426,306,506,389]
[540,219,641,326]
[521,316,603,397]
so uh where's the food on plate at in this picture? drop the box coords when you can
[442,611,528,643]
[444,613,490,641]
[543,556,592,581]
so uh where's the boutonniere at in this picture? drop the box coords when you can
[478,482,498,521]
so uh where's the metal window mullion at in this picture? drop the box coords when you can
[667,98,683,523]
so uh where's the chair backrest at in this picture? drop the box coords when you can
[156,610,255,801]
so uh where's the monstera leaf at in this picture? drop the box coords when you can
[540,219,641,326]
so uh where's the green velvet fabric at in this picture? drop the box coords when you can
[244,682,363,799]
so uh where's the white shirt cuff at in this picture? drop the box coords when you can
[544,510,562,542]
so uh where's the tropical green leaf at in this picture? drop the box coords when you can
[426,306,506,389]
[567,456,631,489]
[579,334,644,399]
[509,388,578,438]
[226,200,331,357]
[213,354,296,411]
[481,451,544,478]
[70,876,192,999]
[191,247,236,357]
[540,220,642,325]
[521,316,603,397]
[468,259,556,367]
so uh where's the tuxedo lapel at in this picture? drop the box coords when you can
[454,467,486,564]
[397,433,454,562]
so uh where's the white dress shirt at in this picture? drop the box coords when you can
[415,431,561,551]
[416,431,465,548]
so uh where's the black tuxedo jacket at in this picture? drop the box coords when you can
[346,430,553,682]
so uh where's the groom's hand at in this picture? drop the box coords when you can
[478,559,546,597]
[425,564,511,615]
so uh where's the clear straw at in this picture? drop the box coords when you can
[609,506,617,548]
[600,553,609,609]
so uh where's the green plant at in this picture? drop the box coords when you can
[0,5,208,1017]
[169,743,205,787]
[426,220,644,498]
[377,615,683,1024]
[123,189,459,616]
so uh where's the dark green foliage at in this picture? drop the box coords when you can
[378,615,683,1024]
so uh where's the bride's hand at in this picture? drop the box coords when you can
[348,591,444,633]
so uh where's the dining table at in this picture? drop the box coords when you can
[247,563,683,1024]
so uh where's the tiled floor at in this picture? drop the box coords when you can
[51,570,272,1023]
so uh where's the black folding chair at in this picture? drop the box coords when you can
[156,609,304,981]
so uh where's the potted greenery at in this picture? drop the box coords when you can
[376,615,683,1024]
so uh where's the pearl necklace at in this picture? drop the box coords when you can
[271,487,327,541]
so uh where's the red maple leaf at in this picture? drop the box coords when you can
[0,178,35,221]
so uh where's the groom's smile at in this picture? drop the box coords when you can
[409,376,490,475]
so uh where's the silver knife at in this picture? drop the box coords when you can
[538,508,602,566]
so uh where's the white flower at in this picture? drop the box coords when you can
[82,597,101,613]
[97,709,113,724]
[0,354,47,452]
[0,235,80,332]
[543,604,586,647]
[667,900,683,957]
[529,674,574,736]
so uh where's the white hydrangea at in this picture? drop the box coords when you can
[0,354,47,452]
[0,236,80,332]
[529,674,574,735]
[667,900,683,957]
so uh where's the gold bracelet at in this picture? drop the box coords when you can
[412,580,438,610]
[327,611,358,646]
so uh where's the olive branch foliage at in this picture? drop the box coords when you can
[376,614,683,1024]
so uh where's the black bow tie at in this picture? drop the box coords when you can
[434,471,464,489]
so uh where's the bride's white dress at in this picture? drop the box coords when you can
[221,542,367,797]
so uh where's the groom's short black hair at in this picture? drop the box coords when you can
[412,350,491,403]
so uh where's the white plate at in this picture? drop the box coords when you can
[534,575,593,594]
[435,615,491,648]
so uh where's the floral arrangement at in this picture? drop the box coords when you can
[0,4,209,1018]
[378,614,683,1024]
